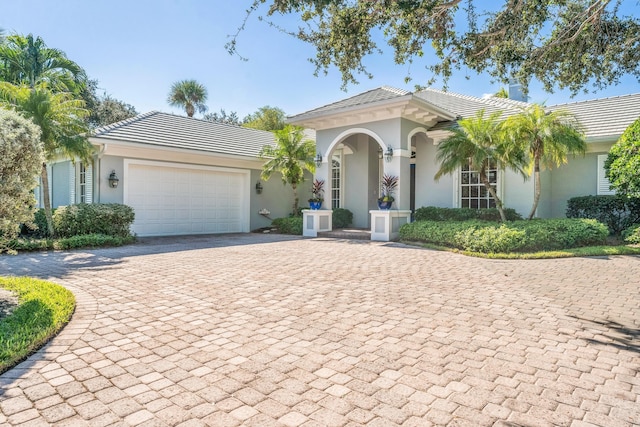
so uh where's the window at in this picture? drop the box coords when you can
[331,151,342,209]
[460,159,497,209]
[78,162,87,203]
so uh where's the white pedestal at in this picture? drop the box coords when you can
[369,210,411,241]
[302,209,333,237]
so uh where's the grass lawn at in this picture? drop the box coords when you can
[405,241,640,259]
[0,277,75,373]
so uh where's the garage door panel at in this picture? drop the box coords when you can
[126,163,247,236]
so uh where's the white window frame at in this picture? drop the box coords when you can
[331,150,343,209]
[453,160,504,209]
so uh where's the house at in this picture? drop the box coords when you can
[40,87,639,238]
[287,86,640,233]
[38,112,304,236]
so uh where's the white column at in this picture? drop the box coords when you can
[302,209,333,237]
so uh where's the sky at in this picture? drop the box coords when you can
[2,0,639,119]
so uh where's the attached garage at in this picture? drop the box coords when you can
[124,160,250,236]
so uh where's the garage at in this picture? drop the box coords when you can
[124,160,250,236]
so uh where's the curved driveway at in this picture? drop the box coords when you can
[0,234,639,426]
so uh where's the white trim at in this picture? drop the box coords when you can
[326,128,388,159]
[123,159,251,234]
[597,154,615,195]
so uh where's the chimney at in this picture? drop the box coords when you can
[508,82,527,102]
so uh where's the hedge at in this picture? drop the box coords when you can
[414,206,522,222]
[400,218,608,253]
[272,217,303,235]
[566,195,640,234]
[53,203,135,238]
[333,208,354,228]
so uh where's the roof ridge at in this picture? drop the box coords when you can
[381,85,411,96]
[549,92,640,108]
[93,111,160,136]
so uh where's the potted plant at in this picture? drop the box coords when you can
[377,174,398,210]
[308,179,325,210]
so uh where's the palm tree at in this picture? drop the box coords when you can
[0,34,86,92]
[503,104,585,219]
[167,79,208,117]
[0,82,92,236]
[435,110,527,222]
[259,125,316,215]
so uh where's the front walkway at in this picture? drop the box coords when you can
[0,234,638,426]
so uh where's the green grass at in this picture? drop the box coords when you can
[0,277,75,373]
[404,241,640,259]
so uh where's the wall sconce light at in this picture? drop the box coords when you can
[108,170,119,188]
[315,153,323,167]
[378,146,383,159]
[385,147,394,162]
[255,181,263,194]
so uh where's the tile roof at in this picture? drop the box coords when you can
[92,111,277,158]
[415,88,529,117]
[289,86,411,119]
[548,93,640,140]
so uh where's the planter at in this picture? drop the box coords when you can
[309,201,323,210]
[377,200,393,210]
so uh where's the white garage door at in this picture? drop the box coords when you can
[125,161,249,236]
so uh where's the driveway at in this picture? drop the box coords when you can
[0,234,638,426]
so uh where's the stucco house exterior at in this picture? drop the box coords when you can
[288,87,640,233]
[40,87,639,238]
[38,112,304,236]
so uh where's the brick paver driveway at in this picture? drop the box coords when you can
[0,234,638,426]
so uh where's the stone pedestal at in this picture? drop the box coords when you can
[302,209,333,237]
[369,210,411,241]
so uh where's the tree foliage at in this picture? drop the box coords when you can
[605,117,640,196]
[0,33,86,92]
[80,79,138,128]
[435,110,527,222]
[503,105,585,219]
[229,1,640,93]
[0,83,92,236]
[0,109,43,250]
[243,105,286,131]
[203,109,242,126]
[167,79,208,118]
[260,125,315,214]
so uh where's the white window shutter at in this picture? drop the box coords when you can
[85,164,93,203]
[69,161,76,204]
[47,165,53,205]
[597,155,615,195]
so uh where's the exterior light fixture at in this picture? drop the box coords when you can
[385,147,394,162]
[108,170,119,188]
[255,181,263,194]
[315,153,323,167]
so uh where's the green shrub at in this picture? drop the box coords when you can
[20,208,52,238]
[622,224,640,244]
[7,234,135,252]
[272,217,303,235]
[414,206,522,222]
[0,276,75,373]
[400,218,607,253]
[333,208,354,228]
[566,195,640,235]
[53,203,134,238]
[455,225,528,253]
